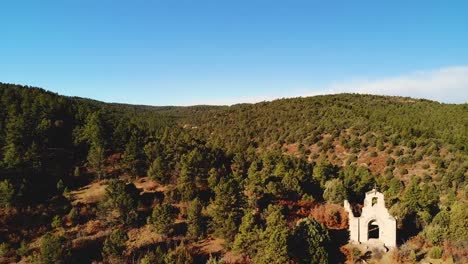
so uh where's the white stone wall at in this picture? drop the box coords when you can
[344,189,397,248]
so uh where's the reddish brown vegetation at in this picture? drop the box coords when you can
[309,203,348,230]
[278,200,348,230]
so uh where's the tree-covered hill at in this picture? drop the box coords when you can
[183,94,467,152]
[0,83,466,263]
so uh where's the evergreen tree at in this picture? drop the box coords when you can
[244,161,265,209]
[87,144,106,179]
[140,246,166,264]
[177,155,197,201]
[40,233,69,264]
[290,218,330,264]
[0,180,14,208]
[323,179,346,204]
[99,180,138,225]
[80,111,106,147]
[148,203,177,235]
[102,229,128,262]
[313,159,336,188]
[148,156,168,183]
[122,130,146,177]
[187,198,204,239]
[2,115,27,168]
[448,201,468,242]
[164,243,193,264]
[402,177,422,212]
[233,211,260,257]
[208,177,243,243]
[254,205,290,264]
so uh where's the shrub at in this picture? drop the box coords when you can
[206,254,223,264]
[352,247,362,260]
[102,230,128,260]
[0,180,14,208]
[140,246,166,264]
[0,243,8,257]
[164,243,193,264]
[16,241,29,257]
[56,179,65,194]
[68,208,79,224]
[394,149,404,156]
[428,246,443,259]
[40,233,69,264]
[392,244,416,264]
[74,166,81,177]
[51,215,62,229]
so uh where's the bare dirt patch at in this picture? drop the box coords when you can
[283,143,299,155]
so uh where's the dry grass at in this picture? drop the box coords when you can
[192,237,224,255]
[126,225,163,253]
[222,250,247,264]
[69,181,107,205]
[133,177,168,193]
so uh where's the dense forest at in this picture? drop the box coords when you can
[0,82,466,263]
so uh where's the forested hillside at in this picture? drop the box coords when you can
[0,83,466,263]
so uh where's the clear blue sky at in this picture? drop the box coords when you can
[1,1,467,105]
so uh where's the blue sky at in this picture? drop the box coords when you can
[1,0,467,105]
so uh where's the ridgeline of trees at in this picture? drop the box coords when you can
[0,82,467,263]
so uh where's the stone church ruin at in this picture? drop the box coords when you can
[344,188,397,248]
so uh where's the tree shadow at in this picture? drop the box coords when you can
[172,222,188,237]
[328,229,349,264]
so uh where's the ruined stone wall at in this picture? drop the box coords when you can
[344,189,396,248]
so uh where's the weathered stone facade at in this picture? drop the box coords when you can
[344,189,396,248]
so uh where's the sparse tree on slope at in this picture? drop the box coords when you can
[148,203,178,236]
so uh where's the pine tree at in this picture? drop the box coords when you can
[254,205,290,263]
[0,180,14,208]
[77,111,108,179]
[40,233,69,264]
[148,203,177,235]
[80,111,106,147]
[313,159,335,188]
[323,179,346,204]
[148,156,167,183]
[164,243,193,264]
[102,229,128,262]
[208,177,243,243]
[187,198,204,239]
[140,246,166,264]
[448,201,468,242]
[177,159,197,202]
[233,211,260,257]
[122,130,146,177]
[2,115,27,168]
[244,161,264,209]
[99,179,138,225]
[290,218,330,264]
[87,144,106,179]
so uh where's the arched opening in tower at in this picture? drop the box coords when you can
[368,220,379,239]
